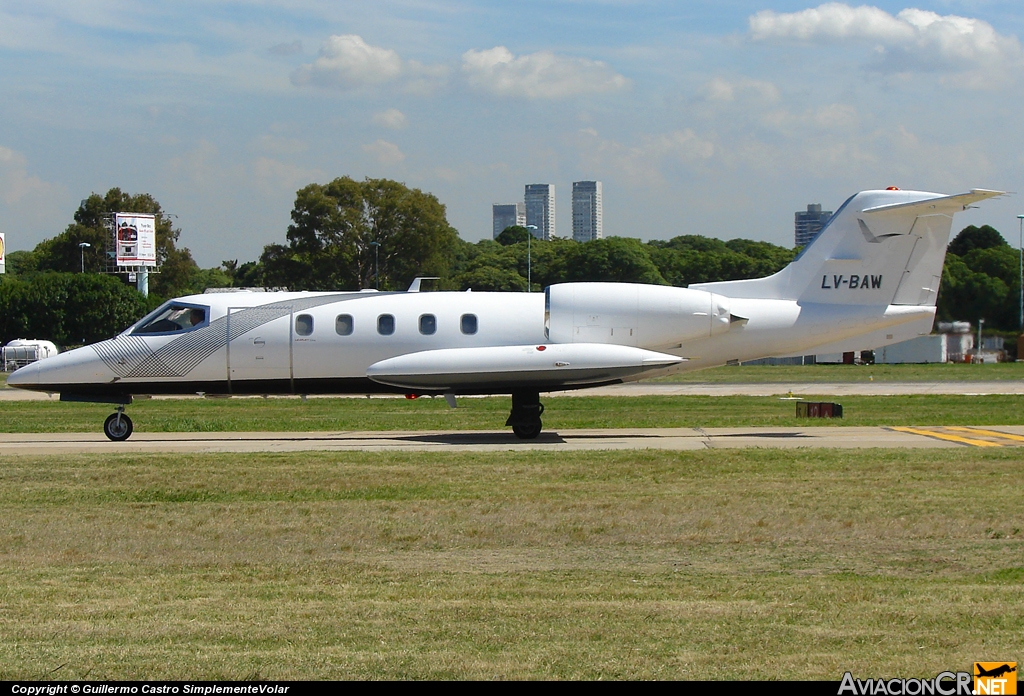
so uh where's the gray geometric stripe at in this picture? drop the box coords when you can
[92,335,159,378]
[92,293,362,378]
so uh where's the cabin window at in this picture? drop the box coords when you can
[419,314,437,335]
[295,314,313,336]
[133,303,207,335]
[460,313,478,335]
[336,314,354,336]
[378,314,395,335]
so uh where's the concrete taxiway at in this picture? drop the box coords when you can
[2,425,1023,455]
[3,381,1024,401]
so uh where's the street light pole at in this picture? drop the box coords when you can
[1017,215,1023,331]
[369,241,381,290]
[78,242,91,273]
[525,225,538,292]
[977,318,985,363]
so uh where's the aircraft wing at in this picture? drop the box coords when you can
[366,343,684,391]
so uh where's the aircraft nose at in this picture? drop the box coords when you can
[5,345,117,392]
[5,360,42,389]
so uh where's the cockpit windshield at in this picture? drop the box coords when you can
[133,303,208,334]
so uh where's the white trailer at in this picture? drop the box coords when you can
[3,339,59,372]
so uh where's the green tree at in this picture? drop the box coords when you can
[647,235,795,287]
[947,225,1006,257]
[32,223,109,274]
[265,177,460,290]
[452,240,527,291]
[554,238,666,285]
[3,250,39,277]
[0,273,149,346]
[937,243,1020,330]
[33,188,202,298]
[495,225,531,246]
[937,255,1011,329]
[456,265,528,292]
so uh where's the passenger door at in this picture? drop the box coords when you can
[226,306,293,391]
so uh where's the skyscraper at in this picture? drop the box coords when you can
[571,181,603,242]
[795,204,833,247]
[492,203,526,239]
[524,184,556,240]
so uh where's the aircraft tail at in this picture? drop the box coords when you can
[692,188,1003,306]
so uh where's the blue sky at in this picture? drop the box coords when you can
[2,1,1023,267]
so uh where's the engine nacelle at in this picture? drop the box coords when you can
[545,283,732,349]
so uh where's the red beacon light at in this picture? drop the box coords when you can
[536,345,546,351]
[886,186,900,190]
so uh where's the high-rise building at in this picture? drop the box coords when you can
[492,203,526,239]
[524,184,556,240]
[571,181,603,242]
[795,203,833,247]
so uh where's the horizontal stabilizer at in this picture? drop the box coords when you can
[367,343,684,391]
[861,189,1004,217]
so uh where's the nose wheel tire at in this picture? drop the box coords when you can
[103,412,134,441]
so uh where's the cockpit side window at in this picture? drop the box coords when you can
[133,303,208,335]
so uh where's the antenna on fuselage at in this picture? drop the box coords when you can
[407,277,439,292]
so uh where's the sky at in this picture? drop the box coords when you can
[2,0,1024,267]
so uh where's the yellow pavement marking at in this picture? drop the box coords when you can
[943,426,1024,444]
[890,426,1003,447]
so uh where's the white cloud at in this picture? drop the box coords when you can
[169,140,227,186]
[461,46,629,99]
[291,35,448,93]
[252,157,324,195]
[402,61,449,96]
[0,145,60,205]
[253,134,308,156]
[267,40,303,57]
[750,4,912,43]
[749,3,1023,75]
[703,77,780,103]
[362,139,406,165]
[758,103,861,134]
[373,108,407,129]
[576,128,714,186]
[291,35,403,89]
[652,130,716,166]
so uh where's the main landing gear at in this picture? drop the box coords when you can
[507,390,544,440]
[103,405,134,442]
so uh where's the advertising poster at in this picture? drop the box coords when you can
[0,231,5,274]
[115,213,157,267]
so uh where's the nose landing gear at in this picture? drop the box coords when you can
[507,390,544,439]
[103,406,134,442]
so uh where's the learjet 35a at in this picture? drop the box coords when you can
[8,187,1002,440]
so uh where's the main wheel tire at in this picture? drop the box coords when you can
[103,413,134,442]
[512,418,542,440]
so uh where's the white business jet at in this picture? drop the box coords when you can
[7,187,1001,441]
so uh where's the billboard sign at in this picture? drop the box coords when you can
[115,213,157,267]
[0,231,5,274]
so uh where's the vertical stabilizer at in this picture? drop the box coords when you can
[692,189,1003,305]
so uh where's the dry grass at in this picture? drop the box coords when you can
[0,448,1021,679]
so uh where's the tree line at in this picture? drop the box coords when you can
[2,177,1020,348]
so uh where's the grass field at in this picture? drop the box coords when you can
[2,366,1022,679]
[2,393,1024,433]
[0,448,1020,680]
